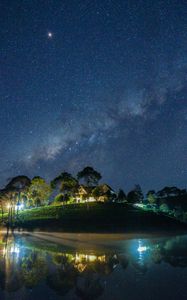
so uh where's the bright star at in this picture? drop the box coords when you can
[47,32,53,38]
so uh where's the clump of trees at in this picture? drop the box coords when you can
[119,184,187,223]
[138,186,187,223]
[51,172,78,204]
[0,166,187,225]
[0,166,104,221]
[0,175,52,225]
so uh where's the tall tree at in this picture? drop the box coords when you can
[117,189,126,202]
[5,175,31,221]
[0,190,9,221]
[51,172,78,202]
[5,175,31,204]
[157,186,183,199]
[6,176,31,190]
[28,177,51,207]
[51,172,75,188]
[146,190,157,205]
[77,166,102,187]
[127,185,144,204]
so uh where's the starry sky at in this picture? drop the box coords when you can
[0,0,187,192]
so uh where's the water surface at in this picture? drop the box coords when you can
[0,231,187,300]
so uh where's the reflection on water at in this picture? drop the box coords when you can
[0,233,187,299]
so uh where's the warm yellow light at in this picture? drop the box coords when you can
[87,255,97,262]
[75,253,105,263]
[3,247,6,256]
[98,255,106,262]
[76,263,86,272]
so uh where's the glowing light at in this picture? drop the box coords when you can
[87,255,97,262]
[15,204,24,211]
[10,245,20,254]
[137,246,147,253]
[87,197,96,202]
[3,247,6,256]
[134,203,145,208]
[75,253,105,263]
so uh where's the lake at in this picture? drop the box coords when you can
[0,231,187,300]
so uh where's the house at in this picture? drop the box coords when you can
[92,184,116,202]
[76,185,95,203]
[76,184,116,203]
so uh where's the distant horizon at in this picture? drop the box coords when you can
[0,167,186,194]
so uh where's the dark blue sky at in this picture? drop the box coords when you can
[0,0,187,192]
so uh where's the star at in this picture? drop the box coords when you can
[47,32,53,39]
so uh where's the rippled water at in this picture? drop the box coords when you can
[0,232,187,300]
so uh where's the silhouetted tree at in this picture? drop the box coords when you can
[117,189,126,202]
[156,186,187,211]
[77,167,102,187]
[5,175,31,223]
[46,260,78,296]
[157,186,182,199]
[76,271,104,300]
[5,176,31,192]
[51,172,78,202]
[127,185,144,204]
[51,172,74,188]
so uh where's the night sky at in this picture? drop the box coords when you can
[0,0,187,192]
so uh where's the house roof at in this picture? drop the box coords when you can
[77,184,116,196]
[97,184,115,193]
[78,185,96,194]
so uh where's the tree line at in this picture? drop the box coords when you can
[0,166,103,220]
[0,165,186,223]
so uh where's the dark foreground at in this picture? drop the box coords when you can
[0,231,187,300]
[10,203,187,233]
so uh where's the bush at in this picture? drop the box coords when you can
[159,203,169,213]
[54,194,64,204]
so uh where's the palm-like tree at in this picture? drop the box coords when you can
[0,189,9,221]
[5,176,31,224]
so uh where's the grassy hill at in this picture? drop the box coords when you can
[7,202,186,233]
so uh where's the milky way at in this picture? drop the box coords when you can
[0,0,187,191]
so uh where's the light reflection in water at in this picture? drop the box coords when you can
[0,234,186,299]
